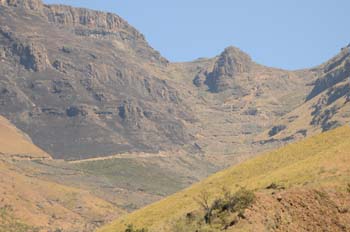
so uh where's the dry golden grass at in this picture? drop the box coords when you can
[0,160,125,231]
[0,116,50,159]
[98,125,350,232]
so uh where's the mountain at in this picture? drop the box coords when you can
[99,125,350,232]
[0,0,193,160]
[0,0,319,163]
[1,1,350,231]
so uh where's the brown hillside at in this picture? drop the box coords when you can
[0,115,49,159]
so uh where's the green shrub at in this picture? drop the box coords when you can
[124,224,148,232]
[229,188,256,214]
[172,188,255,231]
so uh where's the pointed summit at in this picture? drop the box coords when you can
[214,46,252,77]
[193,46,253,93]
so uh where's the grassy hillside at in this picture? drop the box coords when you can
[99,125,350,231]
[0,116,50,159]
[0,115,127,231]
[0,114,218,231]
[0,159,125,232]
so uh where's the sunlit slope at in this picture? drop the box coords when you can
[0,160,125,231]
[0,116,50,159]
[99,125,350,232]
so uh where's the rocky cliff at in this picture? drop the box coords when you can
[0,0,43,10]
[0,0,192,159]
[199,46,253,93]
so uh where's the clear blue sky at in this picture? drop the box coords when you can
[43,0,350,70]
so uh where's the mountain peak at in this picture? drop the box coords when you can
[192,46,254,93]
[222,46,251,58]
[0,0,43,10]
[217,46,252,75]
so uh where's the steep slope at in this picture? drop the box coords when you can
[99,125,350,231]
[257,45,350,145]
[0,115,49,159]
[0,0,194,160]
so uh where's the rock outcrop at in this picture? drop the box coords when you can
[195,46,253,93]
[307,47,350,101]
[0,26,50,71]
[212,46,252,77]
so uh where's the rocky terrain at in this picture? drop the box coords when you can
[258,45,350,145]
[0,0,193,160]
[1,1,350,231]
[0,0,320,163]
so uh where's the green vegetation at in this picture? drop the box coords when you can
[173,188,255,231]
[124,224,148,232]
[73,158,187,196]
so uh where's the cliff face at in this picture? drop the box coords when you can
[44,5,143,38]
[0,0,192,159]
[0,0,43,10]
[43,4,169,64]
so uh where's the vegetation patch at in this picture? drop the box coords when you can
[124,224,148,232]
[172,188,255,231]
